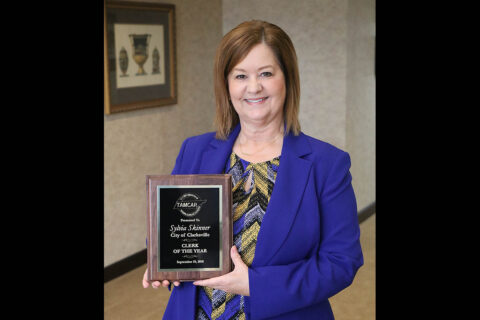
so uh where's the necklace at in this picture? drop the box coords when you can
[238,131,283,156]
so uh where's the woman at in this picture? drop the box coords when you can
[143,20,363,319]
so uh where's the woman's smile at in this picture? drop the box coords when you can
[244,97,268,104]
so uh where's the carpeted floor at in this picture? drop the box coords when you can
[104,213,375,319]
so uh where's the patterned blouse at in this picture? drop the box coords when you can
[195,152,280,320]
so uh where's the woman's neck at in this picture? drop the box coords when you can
[234,118,284,163]
[237,118,284,144]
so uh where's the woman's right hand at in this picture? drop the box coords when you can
[142,268,180,289]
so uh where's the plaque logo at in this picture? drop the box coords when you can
[173,193,207,217]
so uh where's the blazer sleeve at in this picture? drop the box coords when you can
[246,151,364,319]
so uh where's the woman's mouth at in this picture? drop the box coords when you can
[245,97,268,104]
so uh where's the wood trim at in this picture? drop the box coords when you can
[104,0,111,114]
[358,201,376,224]
[104,249,146,283]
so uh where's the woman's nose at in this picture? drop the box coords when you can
[247,77,262,93]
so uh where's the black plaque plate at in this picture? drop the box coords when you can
[146,174,232,281]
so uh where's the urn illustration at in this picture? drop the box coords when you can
[152,46,160,74]
[118,46,129,77]
[129,33,151,75]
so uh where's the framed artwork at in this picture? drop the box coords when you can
[104,1,177,114]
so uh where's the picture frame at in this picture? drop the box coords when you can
[104,1,177,114]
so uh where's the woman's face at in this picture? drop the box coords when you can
[228,43,286,127]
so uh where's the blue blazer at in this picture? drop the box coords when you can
[163,124,364,320]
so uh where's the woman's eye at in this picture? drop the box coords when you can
[235,74,246,80]
[260,71,273,77]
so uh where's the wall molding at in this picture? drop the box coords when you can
[358,201,375,224]
[104,201,376,283]
[104,249,146,283]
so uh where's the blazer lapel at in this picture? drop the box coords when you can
[252,132,312,267]
[199,124,241,174]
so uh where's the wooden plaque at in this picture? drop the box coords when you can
[146,174,232,281]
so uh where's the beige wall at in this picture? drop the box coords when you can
[346,0,376,210]
[104,0,223,267]
[104,0,375,267]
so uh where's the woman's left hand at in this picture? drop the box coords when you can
[193,245,250,296]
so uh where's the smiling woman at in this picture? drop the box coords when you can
[143,20,364,320]
[227,43,287,162]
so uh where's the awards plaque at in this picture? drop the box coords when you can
[146,174,232,281]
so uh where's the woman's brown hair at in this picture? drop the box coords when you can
[213,20,301,140]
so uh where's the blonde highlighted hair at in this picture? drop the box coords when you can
[213,20,301,140]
